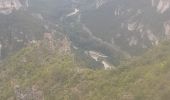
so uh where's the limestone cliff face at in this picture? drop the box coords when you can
[1,0,170,63]
[0,0,28,14]
[27,0,170,57]
[152,0,170,13]
[64,0,170,56]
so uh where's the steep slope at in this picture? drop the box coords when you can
[0,40,170,100]
[21,0,170,65]
[1,0,170,66]
[0,10,46,60]
[68,0,170,55]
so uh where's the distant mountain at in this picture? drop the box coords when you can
[1,0,170,66]
[62,0,170,55]
[26,0,170,61]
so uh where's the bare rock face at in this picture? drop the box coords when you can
[65,0,170,56]
[164,20,170,39]
[58,36,71,54]
[43,32,71,54]
[0,0,28,14]
[152,0,170,13]
[0,0,170,64]
[0,43,2,60]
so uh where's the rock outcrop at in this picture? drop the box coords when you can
[0,0,28,14]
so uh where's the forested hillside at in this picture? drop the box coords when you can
[0,40,170,100]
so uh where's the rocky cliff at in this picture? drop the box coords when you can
[0,0,28,14]
[1,0,170,66]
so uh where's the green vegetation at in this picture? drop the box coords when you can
[0,41,170,100]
